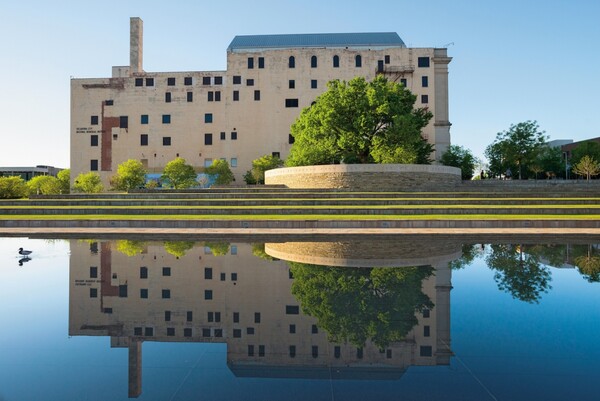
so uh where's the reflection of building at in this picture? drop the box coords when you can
[69,240,452,398]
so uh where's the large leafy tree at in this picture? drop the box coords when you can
[111,159,147,191]
[204,159,235,185]
[440,145,477,180]
[164,241,195,258]
[73,172,104,193]
[250,154,284,184]
[531,145,563,179]
[57,169,70,194]
[485,121,547,179]
[161,157,197,189]
[27,175,62,195]
[290,263,434,349]
[571,141,600,166]
[286,75,433,166]
[0,176,28,199]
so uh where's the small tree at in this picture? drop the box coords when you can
[73,172,104,193]
[204,159,235,185]
[57,169,70,194]
[251,154,284,184]
[27,175,62,195]
[571,141,600,166]
[161,157,197,189]
[0,176,28,199]
[243,170,257,185]
[440,145,476,180]
[205,241,230,256]
[111,159,147,191]
[572,155,600,181]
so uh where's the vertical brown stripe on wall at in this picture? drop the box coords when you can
[101,101,119,171]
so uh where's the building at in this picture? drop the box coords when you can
[0,165,63,181]
[70,17,451,187]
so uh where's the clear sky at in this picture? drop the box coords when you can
[1,0,598,169]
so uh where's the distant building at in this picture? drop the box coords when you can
[561,137,600,158]
[547,139,573,148]
[70,17,452,187]
[0,165,63,181]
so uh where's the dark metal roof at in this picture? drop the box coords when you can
[227,32,405,51]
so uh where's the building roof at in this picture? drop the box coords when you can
[227,32,405,51]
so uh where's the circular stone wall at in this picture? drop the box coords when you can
[265,164,461,191]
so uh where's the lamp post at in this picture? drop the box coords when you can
[563,152,569,180]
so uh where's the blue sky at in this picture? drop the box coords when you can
[1,0,598,168]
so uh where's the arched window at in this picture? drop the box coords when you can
[333,55,339,68]
[355,55,362,67]
[289,56,295,68]
[311,55,317,68]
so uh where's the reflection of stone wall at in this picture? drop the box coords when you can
[265,240,463,267]
[265,164,461,190]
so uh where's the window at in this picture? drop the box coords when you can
[231,158,237,167]
[233,312,240,323]
[187,92,193,102]
[163,137,171,146]
[135,78,143,87]
[385,54,391,64]
[424,325,430,337]
[286,305,299,314]
[215,91,221,101]
[246,79,254,86]
[184,76,192,85]
[233,75,241,84]
[184,328,192,337]
[90,135,98,147]
[355,55,362,67]
[119,116,128,128]
[90,266,98,278]
[165,92,171,103]
[422,308,430,318]
[146,78,154,86]
[272,152,280,158]
[247,327,255,335]
[289,134,295,144]
[205,267,213,279]
[289,80,295,89]
[165,311,171,321]
[141,114,148,124]
[418,56,430,67]
[254,90,260,101]
[233,90,239,101]
[285,99,298,108]
[231,131,237,140]
[254,313,261,323]
[420,346,433,357]
[311,79,317,89]
[140,289,148,299]
[105,100,114,106]
[167,327,175,336]
[91,115,98,125]
[119,285,128,298]
[421,94,429,104]
[204,159,212,167]
[90,288,97,298]
[387,349,392,358]
[400,78,407,87]
[311,324,318,334]
[103,308,113,314]
[289,346,296,358]
[202,76,211,85]
[288,56,295,68]
[378,60,384,73]
[258,57,264,69]
[162,114,171,124]
[141,134,148,146]
[187,311,193,321]
[311,55,317,68]
[357,348,363,359]
[167,77,176,86]
[203,328,211,337]
[231,273,238,281]
[422,76,429,87]
[334,346,341,358]
[205,133,213,145]
[233,329,241,338]
[231,245,237,255]
[220,272,226,281]
[312,346,318,358]
[208,312,214,322]
[214,329,223,337]
[333,55,339,68]
[289,324,296,334]
[208,91,214,102]
[134,327,142,336]
[259,345,265,357]
[90,160,98,171]
[220,132,226,140]
[215,312,221,322]
[214,76,223,85]
[205,290,213,300]
[205,113,213,123]
[163,267,171,276]
[162,289,170,299]
[248,345,255,356]
[248,57,254,69]
[140,267,148,280]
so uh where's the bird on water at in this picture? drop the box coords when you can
[18,248,32,256]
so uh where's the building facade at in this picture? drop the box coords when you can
[70,17,451,187]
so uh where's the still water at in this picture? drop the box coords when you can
[0,236,599,401]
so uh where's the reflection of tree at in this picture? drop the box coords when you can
[449,244,483,270]
[523,244,568,267]
[116,240,147,256]
[290,263,434,349]
[164,241,195,258]
[486,244,552,303]
[251,243,277,261]
[204,242,230,256]
[574,244,600,283]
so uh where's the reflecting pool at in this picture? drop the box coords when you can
[0,236,599,401]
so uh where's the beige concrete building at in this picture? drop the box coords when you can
[70,17,451,187]
[69,239,453,397]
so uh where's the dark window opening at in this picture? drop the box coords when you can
[162,289,171,299]
[422,76,429,87]
[311,55,317,68]
[135,78,143,87]
[162,114,171,124]
[289,134,295,144]
[163,267,171,276]
[355,55,362,67]
[205,133,213,145]
[385,55,391,64]
[205,290,213,300]
[165,311,171,321]
[311,79,317,89]
[231,131,237,140]
[146,78,154,86]
[105,100,114,106]
[205,113,213,123]
[233,76,241,84]
[163,137,171,146]
[205,267,213,279]
[140,134,148,146]
[215,91,221,101]
[187,92,193,102]
[119,116,128,128]
[203,76,211,85]
[421,94,429,104]
[333,55,339,68]
[214,76,223,85]
[167,77,176,86]
[141,114,148,124]
[254,90,261,101]
[289,56,295,68]
[286,305,299,314]
[418,57,430,68]
[233,90,239,101]
[220,132,226,140]
[208,91,214,102]
[165,92,171,103]
[184,77,192,85]
[246,79,254,86]
[248,57,254,69]
[140,289,148,299]
[91,115,98,125]
[90,160,98,171]
[90,135,98,147]
[289,80,295,89]
[285,99,299,108]
[258,57,264,69]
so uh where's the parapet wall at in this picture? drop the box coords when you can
[265,164,461,190]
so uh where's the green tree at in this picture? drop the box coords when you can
[533,146,563,179]
[0,176,28,199]
[204,159,235,185]
[115,240,147,256]
[485,121,547,179]
[574,244,600,283]
[286,75,433,167]
[251,243,277,261]
[243,170,257,185]
[571,141,600,166]
[572,155,600,181]
[161,157,197,189]
[57,169,70,194]
[27,175,62,195]
[204,242,230,256]
[251,154,284,184]
[449,244,483,270]
[111,159,147,191]
[73,172,104,193]
[440,145,477,180]
[290,263,434,349]
[164,241,195,258]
